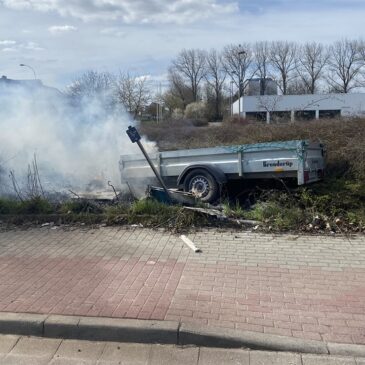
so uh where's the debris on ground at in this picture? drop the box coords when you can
[183,206,262,226]
[180,234,201,253]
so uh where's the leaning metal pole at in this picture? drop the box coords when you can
[126,126,171,201]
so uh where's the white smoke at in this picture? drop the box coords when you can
[0,81,155,197]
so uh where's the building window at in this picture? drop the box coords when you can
[295,110,316,120]
[246,112,267,122]
[271,111,291,123]
[319,110,341,119]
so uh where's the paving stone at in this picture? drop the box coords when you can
[54,339,105,361]
[149,344,199,365]
[250,350,302,365]
[0,335,19,354]
[302,354,357,365]
[198,347,249,364]
[98,342,150,364]
[0,354,50,365]
[49,358,95,365]
[0,228,364,346]
[10,336,61,357]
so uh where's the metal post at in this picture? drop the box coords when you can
[126,126,171,201]
[238,48,246,118]
[230,80,233,116]
[238,69,241,117]
[136,140,170,194]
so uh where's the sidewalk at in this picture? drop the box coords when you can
[0,227,364,345]
[0,334,364,365]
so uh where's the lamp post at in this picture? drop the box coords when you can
[230,80,234,116]
[237,47,246,118]
[19,64,37,80]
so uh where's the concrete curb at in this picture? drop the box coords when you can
[0,312,363,357]
[179,323,328,354]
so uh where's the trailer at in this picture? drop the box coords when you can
[119,140,325,203]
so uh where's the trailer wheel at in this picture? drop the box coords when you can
[184,169,219,203]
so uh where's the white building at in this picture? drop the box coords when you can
[232,93,365,123]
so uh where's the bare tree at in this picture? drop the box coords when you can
[253,41,271,95]
[269,41,297,95]
[115,72,151,119]
[205,49,227,120]
[286,79,308,95]
[222,43,254,95]
[327,39,364,93]
[171,49,206,102]
[166,67,194,110]
[359,39,365,62]
[67,70,115,100]
[295,42,329,94]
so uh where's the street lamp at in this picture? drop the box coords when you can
[237,47,246,118]
[19,64,37,80]
[230,80,234,116]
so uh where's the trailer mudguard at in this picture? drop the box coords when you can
[177,164,227,189]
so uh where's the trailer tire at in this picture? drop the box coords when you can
[184,169,219,203]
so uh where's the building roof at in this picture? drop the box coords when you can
[0,75,62,95]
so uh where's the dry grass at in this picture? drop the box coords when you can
[142,117,365,232]
[141,117,365,180]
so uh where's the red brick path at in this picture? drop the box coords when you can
[0,228,364,345]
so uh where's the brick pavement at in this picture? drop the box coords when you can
[0,227,364,344]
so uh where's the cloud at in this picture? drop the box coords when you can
[48,25,77,34]
[100,27,127,38]
[23,41,44,51]
[0,39,16,46]
[2,47,17,52]
[1,0,238,23]
[241,0,365,13]
[1,40,44,52]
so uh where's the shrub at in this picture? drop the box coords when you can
[223,115,250,125]
[18,197,53,214]
[130,198,177,216]
[192,119,209,127]
[0,199,19,214]
[59,200,103,214]
[171,108,184,120]
[184,102,207,121]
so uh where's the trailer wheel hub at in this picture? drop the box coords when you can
[189,176,210,198]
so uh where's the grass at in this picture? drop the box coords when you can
[223,178,365,232]
[140,117,365,233]
[127,199,204,230]
[58,200,104,214]
[141,117,365,181]
[0,197,53,215]
[1,188,363,232]
[0,196,205,232]
[1,117,364,233]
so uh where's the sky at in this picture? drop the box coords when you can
[1,0,364,89]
